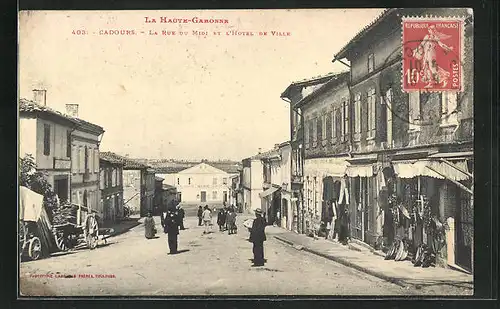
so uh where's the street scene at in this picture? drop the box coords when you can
[18,8,474,297]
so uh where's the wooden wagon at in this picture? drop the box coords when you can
[19,186,105,261]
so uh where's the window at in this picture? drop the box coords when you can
[118,169,122,186]
[188,178,191,185]
[43,124,50,156]
[385,88,393,146]
[84,146,89,173]
[177,178,180,185]
[212,191,217,200]
[367,88,376,139]
[100,169,105,189]
[71,145,77,173]
[89,148,93,173]
[79,147,84,173]
[213,177,217,185]
[305,118,311,149]
[223,177,227,185]
[368,53,375,73]
[342,100,350,141]
[354,93,362,140]
[408,91,421,131]
[321,113,327,143]
[331,109,336,141]
[112,168,117,187]
[441,92,458,126]
[94,149,99,173]
[326,113,332,142]
[66,131,71,158]
[312,117,318,147]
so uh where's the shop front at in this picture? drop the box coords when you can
[382,154,473,271]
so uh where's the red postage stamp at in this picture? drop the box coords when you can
[402,17,464,92]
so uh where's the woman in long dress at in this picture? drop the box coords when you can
[144,212,157,239]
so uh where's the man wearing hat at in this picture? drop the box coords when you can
[163,208,180,254]
[249,208,267,266]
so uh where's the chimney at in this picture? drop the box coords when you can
[274,143,280,149]
[258,148,262,154]
[33,89,47,106]
[66,104,79,118]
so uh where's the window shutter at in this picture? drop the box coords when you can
[84,146,89,173]
[317,116,322,144]
[66,131,71,158]
[43,124,50,156]
[326,113,332,141]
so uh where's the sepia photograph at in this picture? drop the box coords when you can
[18,8,474,297]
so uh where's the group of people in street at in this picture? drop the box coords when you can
[197,202,238,235]
[217,204,238,234]
[143,201,185,254]
[144,201,268,267]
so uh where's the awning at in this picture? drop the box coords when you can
[304,157,349,178]
[392,160,444,179]
[428,151,473,159]
[346,164,373,177]
[259,186,279,199]
[425,160,470,181]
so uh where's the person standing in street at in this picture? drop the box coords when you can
[177,205,185,230]
[249,208,266,266]
[197,206,203,226]
[227,206,237,235]
[217,208,226,232]
[144,212,157,239]
[202,205,212,234]
[163,209,179,254]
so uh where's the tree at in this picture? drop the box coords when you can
[19,154,58,216]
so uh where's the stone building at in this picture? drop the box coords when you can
[99,152,124,222]
[333,8,473,272]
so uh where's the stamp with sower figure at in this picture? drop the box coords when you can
[402,17,464,93]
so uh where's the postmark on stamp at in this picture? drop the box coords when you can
[401,17,464,93]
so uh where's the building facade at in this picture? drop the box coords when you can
[19,94,105,221]
[278,142,293,230]
[259,147,282,225]
[70,119,105,220]
[241,156,264,213]
[295,72,352,236]
[333,8,473,272]
[166,163,234,204]
[19,97,75,205]
[99,152,124,222]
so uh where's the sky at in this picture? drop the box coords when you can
[18,9,384,161]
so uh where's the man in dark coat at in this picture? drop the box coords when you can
[163,208,180,254]
[249,208,267,266]
[177,205,185,230]
[197,206,203,226]
[217,208,226,231]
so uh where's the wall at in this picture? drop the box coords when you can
[156,173,177,186]
[70,127,101,218]
[173,172,231,203]
[302,81,351,158]
[242,166,251,189]
[100,162,124,221]
[280,144,292,187]
[36,118,73,169]
[123,169,142,215]
[250,159,264,189]
[19,117,37,159]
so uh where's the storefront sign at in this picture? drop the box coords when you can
[53,158,71,170]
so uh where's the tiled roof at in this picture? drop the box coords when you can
[294,71,350,109]
[19,98,104,133]
[281,72,339,99]
[152,160,241,174]
[154,166,190,174]
[333,9,395,60]
[251,148,280,160]
[99,151,149,169]
[99,151,124,165]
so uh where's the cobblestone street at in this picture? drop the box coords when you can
[20,214,415,296]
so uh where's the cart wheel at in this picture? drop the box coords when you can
[28,237,42,260]
[86,215,99,250]
[54,229,69,252]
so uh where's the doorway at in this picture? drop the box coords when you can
[200,191,206,202]
[454,184,473,272]
[352,177,369,241]
[54,177,69,203]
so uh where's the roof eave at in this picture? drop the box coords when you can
[333,8,397,61]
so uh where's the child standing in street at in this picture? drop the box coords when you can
[202,205,212,234]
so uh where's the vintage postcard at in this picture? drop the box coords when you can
[18,8,474,297]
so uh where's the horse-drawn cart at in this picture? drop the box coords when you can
[19,186,103,261]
